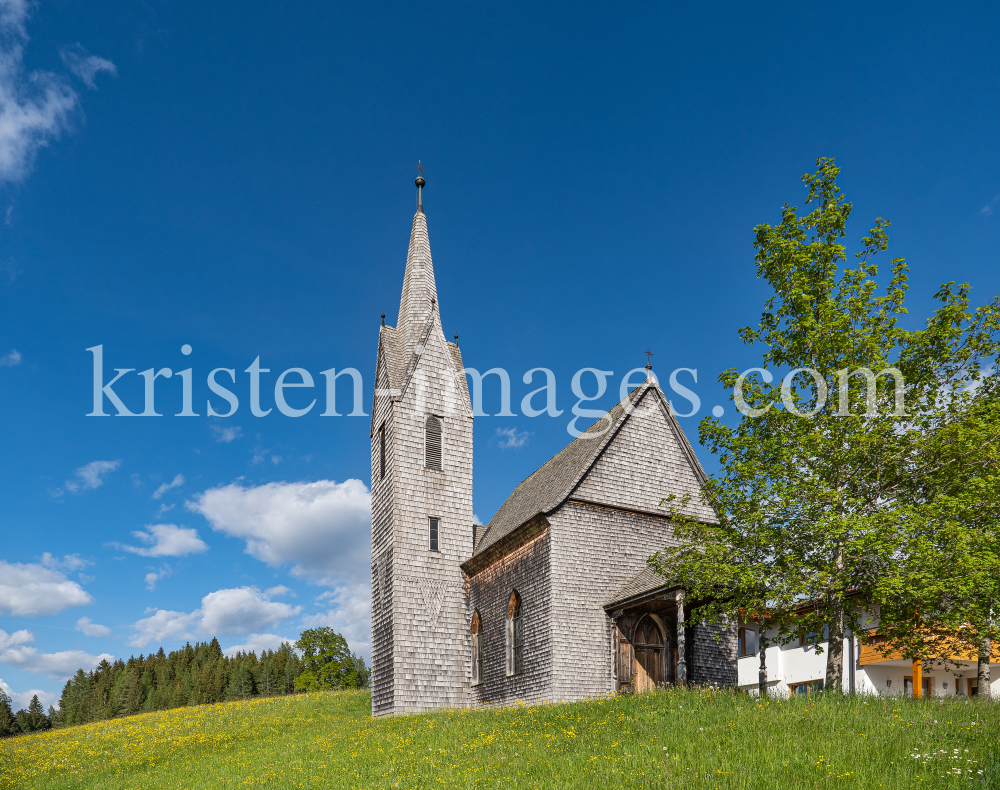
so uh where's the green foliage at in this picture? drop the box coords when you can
[293,627,370,691]
[0,690,17,738]
[651,157,1000,691]
[49,639,303,732]
[16,695,52,734]
[1,688,997,789]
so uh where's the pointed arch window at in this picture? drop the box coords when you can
[425,415,442,471]
[506,591,523,676]
[471,611,484,686]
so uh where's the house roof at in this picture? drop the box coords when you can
[604,566,677,609]
[378,325,406,391]
[472,377,708,556]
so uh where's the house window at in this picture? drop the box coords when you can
[429,518,439,552]
[425,415,442,470]
[799,629,822,647]
[471,611,483,686]
[378,423,386,481]
[506,591,523,676]
[738,626,757,657]
[904,676,933,697]
[788,680,824,695]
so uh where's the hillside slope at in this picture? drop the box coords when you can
[1,688,996,789]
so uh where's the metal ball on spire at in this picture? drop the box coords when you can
[415,161,426,212]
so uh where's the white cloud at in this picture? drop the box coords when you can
[0,559,92,616]
[75,617,111,638]
[0,629,112,679]
[59,44,117,89]
[40,552,90,572]
[473,513,483,526]
[199,587,300,636]
[0,1,113,184]
[981,196,998,217]
[0,678,58,710]
[495,427,530,449]
[0,348,20,366]
[113,524,208,558]
[301,583,371,659]
[128,587,301,648]
[144,565,172,591]
[127,609,197,648]
[265,585,293,597]
[64,459,120,493]
[155,503,175,517]
[187,479,371,586]
[210,424,243,443]
[222,633,298,657]
[0,628,32,651]
[152,474,184,500]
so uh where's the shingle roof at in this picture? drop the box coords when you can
[473,383,650,555]
[604,566,676,609]
[446,341,470,404]
[378,325,407,391]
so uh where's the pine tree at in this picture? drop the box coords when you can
[26,695,51,732]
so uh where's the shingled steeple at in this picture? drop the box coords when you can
[395,175,439,364]
[369,172,474,717]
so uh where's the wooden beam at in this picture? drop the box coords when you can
[912,658,922,699]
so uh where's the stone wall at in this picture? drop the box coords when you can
[467,527,553,705]
[370,351,396,715]
[383,323,474,714]
[548,502,683,700]
[689,621,738,687]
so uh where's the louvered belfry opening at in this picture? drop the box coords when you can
[425,415,442,470]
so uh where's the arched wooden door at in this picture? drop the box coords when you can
[633,616,664,692]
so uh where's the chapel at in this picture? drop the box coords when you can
[369,177,737,716]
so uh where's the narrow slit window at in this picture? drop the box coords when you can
[507,591,523,676]
[378,424,386,481]
[425,415,442,470]
[429,517,439,552]
[471,611,483,686]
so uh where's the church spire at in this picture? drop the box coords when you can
[396,172,439,360]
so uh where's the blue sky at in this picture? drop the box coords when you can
[0,0,998,708]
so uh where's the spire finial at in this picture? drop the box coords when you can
[454,333,459,344]
[645,348,653,370]
[381,312,385,326]
[415,161,426,213]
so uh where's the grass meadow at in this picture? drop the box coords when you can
[0,687,997,789]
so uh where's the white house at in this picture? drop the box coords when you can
[736,620,999,698]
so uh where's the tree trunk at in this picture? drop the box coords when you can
[825,606,845,692]
[825,542,846,692]
[758,630,768,698]
[978,636,992,699]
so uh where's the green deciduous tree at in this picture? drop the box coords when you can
[294,627,370,691]
[0,690,17,738]
[874,394,1000,697]
[652,157,1000,693]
